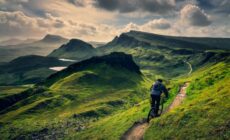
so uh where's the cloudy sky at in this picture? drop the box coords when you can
[0,0,229,42]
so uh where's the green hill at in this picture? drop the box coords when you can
[0,31,229,139]
[144,59,230,140]
[99,31,229,78]
[49,39,99,61]
[0,52,149,139]
[0,55,72,85]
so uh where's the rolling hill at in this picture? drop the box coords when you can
[99,31,230,79]
[0,52,149,139]
[0,30,229,139]
[0,34,68,62]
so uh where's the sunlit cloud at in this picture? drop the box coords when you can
[180,4,211,26]
[0,0,229,41]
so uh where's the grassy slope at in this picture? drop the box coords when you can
[0,62,149,139]
[101,45,190,79]
[72,82,180,140]
[0,63,183,140]
[0,31,229,139]
[144,62,230,140]
[1,61,228,139]
[0,86,30,98]
[100,31,229,80]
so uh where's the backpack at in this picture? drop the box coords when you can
[153,83,162,91]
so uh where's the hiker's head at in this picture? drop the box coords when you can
[157,79,163,83]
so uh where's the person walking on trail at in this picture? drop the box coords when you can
[150,79,169,116]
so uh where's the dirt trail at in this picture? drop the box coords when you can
[166,82,189,111]
[121,82,190,140]
[184,61,193,75]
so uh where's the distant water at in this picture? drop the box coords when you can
[49,58,75,71]
[49,67,67,71]
[59,58,76,62]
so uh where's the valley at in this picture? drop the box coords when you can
[0,31,229,140]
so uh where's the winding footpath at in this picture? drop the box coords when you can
[184,61,193,75]
[121,82,190,140]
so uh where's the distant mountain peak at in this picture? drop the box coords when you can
[41,34,67,43]
[59,39,94,51]
[48,38,96,60]
[68,39,92,47]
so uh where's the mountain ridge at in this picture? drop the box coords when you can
[43,52,141,86]
[125,30,230,50]
[0,30,229,139]
[39,34,68,43]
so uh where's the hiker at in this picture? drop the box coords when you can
[150,79,169,116]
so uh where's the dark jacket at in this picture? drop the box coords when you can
[150,81,168,97]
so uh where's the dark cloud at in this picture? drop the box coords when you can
[0,0,48,17]
[93,0,175,14]
[68,0,85,7]
[177,0,230,15]
[0,0,229,40]
[95,0,119,11]
[199,0,230,14]
[93,0,222,15]
[181,4,211,27]
[140,0,175,14]
[53,19,65,28]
